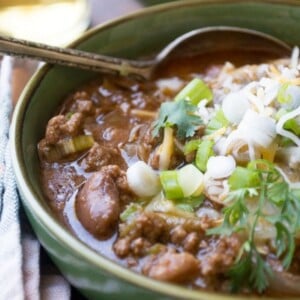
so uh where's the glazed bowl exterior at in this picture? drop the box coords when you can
[10,1,300,299]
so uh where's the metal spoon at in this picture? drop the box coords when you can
[0,26,291,79]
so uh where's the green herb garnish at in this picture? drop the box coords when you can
[152,99,202,139]
[207,159,300,293]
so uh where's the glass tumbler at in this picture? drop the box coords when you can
[0,0,90,46]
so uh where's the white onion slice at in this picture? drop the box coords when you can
[222,92,250,124]
[177,164,204,197]
[238,110,276,148]
[206,155,236,179]
[127,161,161,197]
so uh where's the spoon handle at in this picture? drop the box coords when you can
[0,35,152,78]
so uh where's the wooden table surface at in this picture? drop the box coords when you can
[10,1,159,299]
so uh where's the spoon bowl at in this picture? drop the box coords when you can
[0,26,292,79]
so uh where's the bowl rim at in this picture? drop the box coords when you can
[10,0,300,299]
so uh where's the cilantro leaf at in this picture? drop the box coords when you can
[206,160,299,294]
[228,242,272,293]
[152,100,202,139]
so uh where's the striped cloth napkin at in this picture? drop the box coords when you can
[0,56,71,300]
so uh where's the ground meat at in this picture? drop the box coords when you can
[81,143,126,172]
[44,112,83,144]
[73,99,94,114]
[101,165,134,205]
[183,232,200,254]
[115,212,170,259]
[199,235,241,276]
[127,124,159,163]
[60,112,83,135]
[170,222,205,254]
[143,251,200,283]
[130,237,152,256]
[170,226,188,245]
[75,170,120,239]
[44,115,66,144]
[120,211,169,242]
[113,237,131,258]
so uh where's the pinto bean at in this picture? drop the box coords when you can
[143,252,199,283]
[75,171,120,239]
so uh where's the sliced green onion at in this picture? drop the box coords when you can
[278,83,292,104]
[183,139,201,154]
[177,164,204,197]
[174,78,213,105]
[43,135,94,161]
[59,135,94,156]
[160,170,184,199]
[283,116,300,136]
[127,161,161,198]
[195,139,214,172]
[205,109,229,135]
[228,166,260,190]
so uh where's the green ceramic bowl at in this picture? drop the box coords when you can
[10,1,300,299]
